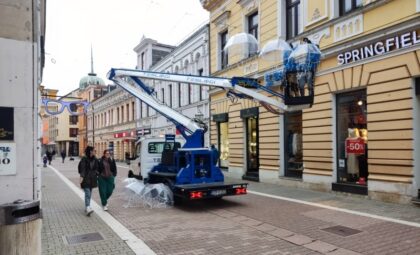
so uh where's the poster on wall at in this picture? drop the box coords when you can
[0,107,14,140]
[0,143,16,175]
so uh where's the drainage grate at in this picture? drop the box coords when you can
[321,225,362,237]
[65,232,104,245]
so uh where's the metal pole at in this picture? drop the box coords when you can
[85,113,88,149]
[92,104,95,146]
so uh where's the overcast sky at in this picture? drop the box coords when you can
[43,0,209,95]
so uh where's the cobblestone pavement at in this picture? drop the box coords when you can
[48,159,420,255]
[41,165,136,255]
[237,177,420,223]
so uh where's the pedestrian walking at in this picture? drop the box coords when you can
[61,150,66,163]
[42,154,48,167]
[98,150,117,211]
[46,151,52,165]
[78,146,99,216]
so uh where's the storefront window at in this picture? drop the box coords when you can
[246,117,259,172]
[217,122,229,168]
[336,90,368,185]
[284,111,303,178]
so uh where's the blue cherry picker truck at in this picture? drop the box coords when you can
[107,43,319,201]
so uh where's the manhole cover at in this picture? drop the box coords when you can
[65,232,104,245]
[321,225,361,237]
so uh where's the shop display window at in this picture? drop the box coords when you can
[246,117,259,172]
[217,122,229,168]
[336,90,368,185]
[284,111,303,178]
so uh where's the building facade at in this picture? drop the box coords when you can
[40,86,59,155]
[77,70,107,156]
[202,0,420,203]
[53,90,80,157]
[87,87,137,161]
[133,25,211,145]
[0,0,46,203]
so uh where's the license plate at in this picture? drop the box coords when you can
[211,189,226,196]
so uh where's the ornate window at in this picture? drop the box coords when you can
[220,30,228,69]
[286,0,301,40]
[339,0,363,15]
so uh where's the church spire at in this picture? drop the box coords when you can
[89,45,96,76]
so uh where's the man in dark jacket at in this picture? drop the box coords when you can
[61,150,66,163]
[78,146,99,216]
[98,150,117,211]
[46,150,52,165]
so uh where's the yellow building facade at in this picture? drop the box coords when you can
[201,0,420,203]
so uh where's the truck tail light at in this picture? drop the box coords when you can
[190,191,203,199]
[235,187,247,195]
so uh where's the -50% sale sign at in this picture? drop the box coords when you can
[0,143,16,175]
[345,138,365,155]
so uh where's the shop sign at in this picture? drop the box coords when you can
[0,107,14,140]
[136,128,151,137]
[213,113,228,122]
[240,107,259,119]
[345,138,365,155]
[0,143,16,175]
[114,131,136,138]
[338,30,420,65]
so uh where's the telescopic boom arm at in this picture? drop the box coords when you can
[107,68,309,147]
[108,68,309,113]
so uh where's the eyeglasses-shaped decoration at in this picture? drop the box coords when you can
[42,99,90,116]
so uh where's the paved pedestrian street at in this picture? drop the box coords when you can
[42,160,420,255]
[41,166,136,255]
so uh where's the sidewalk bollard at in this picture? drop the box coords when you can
[0,200,42,255]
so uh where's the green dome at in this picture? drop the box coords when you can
[79,73,105,89]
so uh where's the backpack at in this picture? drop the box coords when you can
[78,157,86,174]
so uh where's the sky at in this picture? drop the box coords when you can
[43,0,209,95]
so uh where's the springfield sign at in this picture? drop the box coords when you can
[338,30,420,65]
[0,143,16,175]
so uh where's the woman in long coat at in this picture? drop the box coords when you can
[78,146,99,216]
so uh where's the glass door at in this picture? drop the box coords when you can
[284,111,303,178]
[336,90,368,185]
[217,122,229,169]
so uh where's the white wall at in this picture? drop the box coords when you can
[0,0,43,203]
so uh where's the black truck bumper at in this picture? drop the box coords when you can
[173,182,248,200]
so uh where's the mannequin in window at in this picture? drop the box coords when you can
[359,129,368,143]
[358,128,368,182]
[346,128,360,182]
[292,132,302,161]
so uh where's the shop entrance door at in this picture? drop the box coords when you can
[217,121,229,169]
[245,116,259,180]
[333,89,368,195]
[284,111,303,178]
